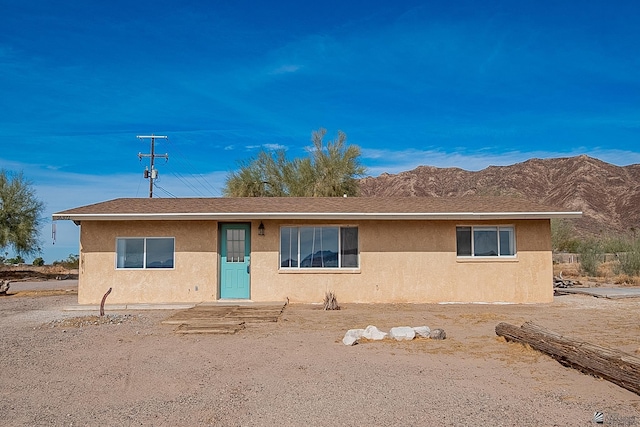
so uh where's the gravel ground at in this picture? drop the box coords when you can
[1,292,640,426]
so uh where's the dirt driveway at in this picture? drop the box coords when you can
[1,292,640,426]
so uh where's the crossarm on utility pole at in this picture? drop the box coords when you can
[137,134,168,198]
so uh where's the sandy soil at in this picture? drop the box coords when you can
[2,292,640,426]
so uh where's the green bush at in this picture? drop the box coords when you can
[601,236,633,254]
[6,255,25,264]
[53,254,79,269]
[578,239,602,276]
[616,239,640,276]
[32,257,45,266]
[551,219,580,252]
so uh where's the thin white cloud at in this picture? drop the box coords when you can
[243,143,287,151]
[270,64,301,75]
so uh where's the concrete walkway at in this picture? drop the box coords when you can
[7,279,78,292]
[555,287,640,299]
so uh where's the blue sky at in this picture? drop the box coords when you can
[1,0,639,263]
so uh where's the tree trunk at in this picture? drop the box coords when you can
[495,321,640,396]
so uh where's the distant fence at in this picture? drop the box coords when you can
[553,253,621,264]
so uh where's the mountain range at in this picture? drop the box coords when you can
[359,155,640,237]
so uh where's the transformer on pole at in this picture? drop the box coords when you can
[137,134,168,198]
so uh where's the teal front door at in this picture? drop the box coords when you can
[220,223,251,299]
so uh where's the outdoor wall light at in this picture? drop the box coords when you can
[258,221,265,236]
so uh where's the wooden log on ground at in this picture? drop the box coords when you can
[496,321,640,396]
[0,280,10,294]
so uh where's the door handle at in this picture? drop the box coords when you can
[247,264,250,274]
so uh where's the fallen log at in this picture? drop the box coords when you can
[553,271,580,288]
[0,280,10,295]
[496,321,640,396]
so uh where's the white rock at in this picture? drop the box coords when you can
[342,328,365,346]
[363,325,387,340]
[389,326,416,341]
[413,326,431,338]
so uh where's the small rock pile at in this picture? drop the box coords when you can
[342,325,446,346]
[47,314,137,328]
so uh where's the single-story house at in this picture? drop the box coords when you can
[52,196,581,305]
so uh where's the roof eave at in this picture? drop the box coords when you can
[52,211,583,222]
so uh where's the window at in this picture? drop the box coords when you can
[116,237,175,269]
[280,226,359,269]
[225,229,245,262]
[456,226,515,257]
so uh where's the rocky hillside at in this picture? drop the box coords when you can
[360,155,640,236]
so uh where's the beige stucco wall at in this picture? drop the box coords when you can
[78,220,219,304]
[252,219,553,304]
[77,218,553,305]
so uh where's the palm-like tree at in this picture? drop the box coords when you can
[223,128,365,197]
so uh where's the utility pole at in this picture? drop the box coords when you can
[137,134,168,198]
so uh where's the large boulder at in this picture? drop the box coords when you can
[342,328,365,346]
[389,326,415,341]
[363,325,387,340]
[413,326,431,338]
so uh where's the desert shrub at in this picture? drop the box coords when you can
[6,255,25,264]
[601,236,633,254]
[614,273,640,286]
[551,219,580,252]
[578,239,602,276]
[32,257,45,266]
[53,254,79,269]
[615,239,640,277]
[323,291,340,310]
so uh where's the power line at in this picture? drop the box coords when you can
[153,182,178,198]
[164,138,221,196]
[135,167,146,198]
[167,169,208,197]
[133,134,225,197]
[165,149,219,196]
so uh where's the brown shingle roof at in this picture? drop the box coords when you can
[52,197,581,221]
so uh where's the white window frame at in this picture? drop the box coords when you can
[279,226,359,270]
[456,225,516,258]
[115,237,175,269]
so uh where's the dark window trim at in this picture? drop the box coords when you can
[279,226,360,270]
[115,237,175,270]
[456,225,516,258]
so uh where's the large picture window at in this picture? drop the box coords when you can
[280,226,359,269]
[116,237,175,269]
[456,226,515,257]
